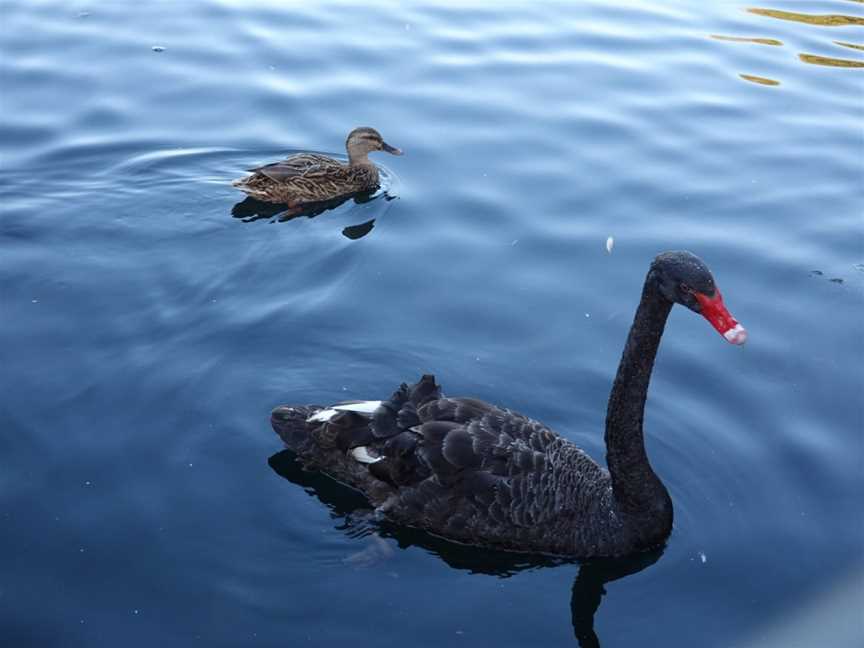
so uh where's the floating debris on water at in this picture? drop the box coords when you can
[829,277,844,284]
[739,73,780,86]
[699,552,707,564]
[152,46,165,53]
[606,236,614,254]
[799,53,864,68]
[710,34,783,47]
[834,41,864,53]
[747,8,864,27]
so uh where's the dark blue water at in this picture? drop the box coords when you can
[2,2,862,646]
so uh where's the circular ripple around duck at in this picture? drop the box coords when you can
[104,146,401,240]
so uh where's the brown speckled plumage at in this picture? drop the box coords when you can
[232,127,402,205]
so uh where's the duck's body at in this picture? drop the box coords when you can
[271,251,747,558]
[232,127,402,206]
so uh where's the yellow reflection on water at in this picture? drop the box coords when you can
[710,34,783,46]
[739,73,781,85]
[747,8,864,26]
[834,41,864,52]
[799,53,864,67]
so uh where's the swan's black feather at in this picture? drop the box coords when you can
[271,374,634,556]
[268,252,739,557]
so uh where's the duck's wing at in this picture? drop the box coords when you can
[248,153,346,182]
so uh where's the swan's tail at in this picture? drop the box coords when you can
[269,376,442,491]
[269,405,322,451]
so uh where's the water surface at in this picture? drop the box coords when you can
[1,1,862,646]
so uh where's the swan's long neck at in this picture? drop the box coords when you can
[604,274,673,520]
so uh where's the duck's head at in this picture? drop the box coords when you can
[346,127,403,160]
[651,250,747,345]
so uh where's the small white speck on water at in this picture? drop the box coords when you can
[133,609,139,615]
[188,463,193,468]
[84,481,91,486]
[585,313,590,318]
[699,552,707,563]
[456,630,464,635]
[606,236,614,254]
[152,45,165,52]
[79,547,85,553]
[32,299,38,303]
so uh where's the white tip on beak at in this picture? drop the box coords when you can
[723,324,748,345]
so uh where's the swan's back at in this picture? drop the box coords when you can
[272,375,623,556]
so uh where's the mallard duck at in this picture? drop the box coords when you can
[232,127,402,206]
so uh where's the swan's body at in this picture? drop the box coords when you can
[271,251,746,558]
[232,127,402,206]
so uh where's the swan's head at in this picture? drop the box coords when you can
[346,127,403,158]
[651,251,747,345]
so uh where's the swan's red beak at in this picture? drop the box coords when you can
[695,289,747,345]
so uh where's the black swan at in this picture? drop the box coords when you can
[271,251,746,558]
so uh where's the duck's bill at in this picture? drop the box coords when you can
[382,141,403,155]
[694,289,748,345]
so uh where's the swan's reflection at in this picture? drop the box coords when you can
[231,189,395,240]
[569,550,663,647]
[268,449,664,646]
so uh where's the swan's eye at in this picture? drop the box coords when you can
[679,283,693,295]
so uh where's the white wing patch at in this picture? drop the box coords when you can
[306,400,383,423]
[332,400,382,414]
[307,408,338,423]
[350,446,383,464]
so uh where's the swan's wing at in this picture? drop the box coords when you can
[272,374,604,553]
[364,386,600,551]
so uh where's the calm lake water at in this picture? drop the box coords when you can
[2,1,862,646]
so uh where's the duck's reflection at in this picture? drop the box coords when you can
[231,189,394,240]
[268,449,664,646]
